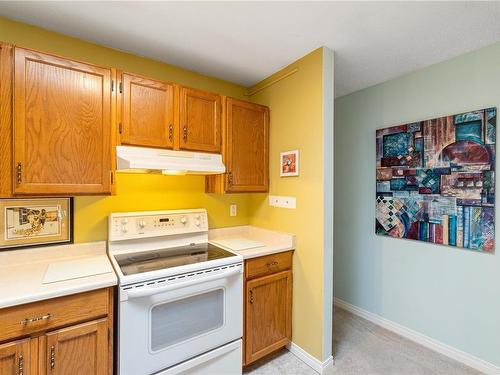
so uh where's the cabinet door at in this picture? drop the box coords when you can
[179,87,221,153]
[245,270,292,365]
[0,338,32,375]
[13,47,114,195]
[42,319,108,375]
[120,72,175,148]
[0,44,13,198]
[226,98,269,192]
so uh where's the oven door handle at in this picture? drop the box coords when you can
[123,267,242,300]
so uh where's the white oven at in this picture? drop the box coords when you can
[118,262,243,375]
[108,209,244,375]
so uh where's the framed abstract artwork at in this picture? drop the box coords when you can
[0,198,73,250]
[376,108,496,253]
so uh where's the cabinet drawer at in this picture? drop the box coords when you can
[245,251,293,280]
[0,289,109,343]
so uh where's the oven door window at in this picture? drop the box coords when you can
[150,289,224,351]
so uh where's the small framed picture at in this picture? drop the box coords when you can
[0,198,73,250]
[280,150,300,177]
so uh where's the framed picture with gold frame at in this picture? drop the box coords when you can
[0,198,73,250]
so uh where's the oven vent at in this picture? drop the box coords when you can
[122,262,243,291]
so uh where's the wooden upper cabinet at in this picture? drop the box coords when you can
[245,270,292,364]
[226,98,269,192]
[0,338,32,375]
[179,87,221,153]
[42,319,109,375]
[13,47,115,195]
[119,72,175,149]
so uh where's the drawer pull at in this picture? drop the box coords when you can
[183,126,188,141]
[50,346,55,370]
[18,354,23,375]
[249,290,254,304]
[20,313,52,326]
[266,261,279,267]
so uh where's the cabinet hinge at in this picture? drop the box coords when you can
[111,80,115,92]
[119,81,123,93]
[118,123,123,134]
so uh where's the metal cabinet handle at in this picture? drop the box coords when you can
[50,346,55,370]
[227,172,233,185]
[168,124,173,142]
[249,290,254,304]
[266,261,279,267]
[18,354,23,375]
[183,126,188,141]
[20,313,52,326]
[16,162,22,184]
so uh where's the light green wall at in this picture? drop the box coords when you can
[334,42,500,367]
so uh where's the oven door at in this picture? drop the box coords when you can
[118,264,243,375]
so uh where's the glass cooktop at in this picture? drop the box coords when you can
[115,243,237,276]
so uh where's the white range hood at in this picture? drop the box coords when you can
[116,146,225,175]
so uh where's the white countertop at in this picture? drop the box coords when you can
[0,241,117,309]
[209,225,295,259]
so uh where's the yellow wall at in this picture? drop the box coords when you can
[0,17,251,242]
[1,18,329,359]
[248,48,326,360]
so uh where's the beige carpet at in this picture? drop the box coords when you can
[244,307,479,375]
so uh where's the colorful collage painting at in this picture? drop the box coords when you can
[376,108,496,253]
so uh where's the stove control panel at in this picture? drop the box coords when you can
[109,209,208,240]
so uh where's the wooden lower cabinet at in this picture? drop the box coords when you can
[243,251,293,366]
[0,288,113,375]
[0,338,31,375]
[41,319,109,375]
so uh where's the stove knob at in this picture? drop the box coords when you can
[195,220,201,226]
[195,214,200,219]
[121,225,128,233]
[139,220,146,228]
[180,217,187,225]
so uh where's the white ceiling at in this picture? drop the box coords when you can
[1,2,500,97]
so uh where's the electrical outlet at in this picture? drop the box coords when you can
[230,204,237,216]
[269,195,296,209]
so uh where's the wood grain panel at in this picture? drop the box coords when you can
[120,72,174,149]
[245,270,292,365]
[0,289,109,343]
[44,318,108,375]
[13,47,113,195]
[106,288,113,375]
[0,44,13,198]
[226,98,269,192]
[245,251,292,280]
[179,87,221,153]
[0,338,31,375]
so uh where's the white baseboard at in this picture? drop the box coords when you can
[334,297,500,375]
[287,342,333,374]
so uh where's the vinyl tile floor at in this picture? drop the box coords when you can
[244,307,480,375]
